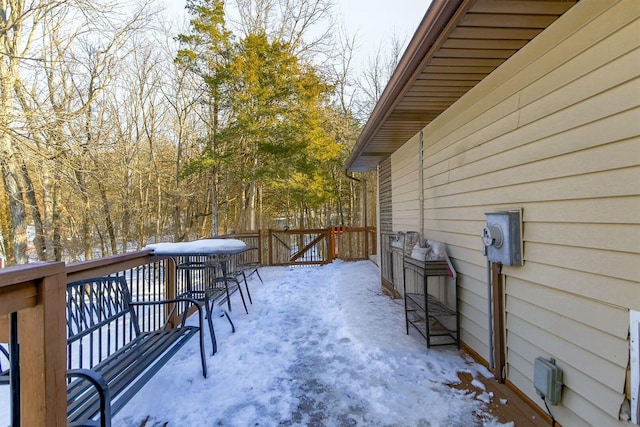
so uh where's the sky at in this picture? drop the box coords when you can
[0,258,515,425]
[337,0,429,69]
[161,0,430,73]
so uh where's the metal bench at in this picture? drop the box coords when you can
[65,276,207,427]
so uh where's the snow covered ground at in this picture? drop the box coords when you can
[1,260,512,426]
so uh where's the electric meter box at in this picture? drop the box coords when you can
[484,209,523,266]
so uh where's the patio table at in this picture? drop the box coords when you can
[144,239,249,354]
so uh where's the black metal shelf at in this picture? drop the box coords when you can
[403,251,458,348]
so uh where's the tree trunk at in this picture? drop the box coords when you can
[173,150,182,240]
[337,177,344,225]
[0,3,27,264]
[0,160,28,264]
[211,170,218,236]
[98,180,117,255]
[248,180,257,231]
[20,159,47,260]
[122,169,133,248]
[51,180,62,261]
[75,168,92,260]
[210,97,220,236]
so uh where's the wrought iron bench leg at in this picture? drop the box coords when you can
[67,369,112,427]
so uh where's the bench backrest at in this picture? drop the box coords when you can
[66,276,141,370]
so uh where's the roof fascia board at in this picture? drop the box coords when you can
[346,0,474,171]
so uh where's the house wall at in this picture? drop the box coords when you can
[389,135,422,296]
[389,0,640,425]
[391,133,421,233]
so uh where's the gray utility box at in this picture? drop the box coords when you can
[534,357,563,405]
[484,209,523,266]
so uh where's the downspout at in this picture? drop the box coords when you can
[345,172,366,228]
[482,241,494,370]
[487,257,494,369]
[419,131,424,238]
[346,171,370,259]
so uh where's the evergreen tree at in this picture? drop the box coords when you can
[176,0,232,235]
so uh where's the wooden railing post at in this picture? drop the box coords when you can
[268,229,274,266]
[329,226,336,261]
[8,262,67,426]
[364,227,369,258]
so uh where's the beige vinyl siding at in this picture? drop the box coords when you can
[415,0,640,425]
[391,134,421,232]
[379,158,392,234]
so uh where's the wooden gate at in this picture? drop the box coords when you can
[227,227,376,267]
[268,228,331,266]
[267,227,376,266]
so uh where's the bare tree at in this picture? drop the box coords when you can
[276,0,334,58]
[229,0,334,59]
[161,60,203,240]
[0,0,64,263]
[0,0,156,263]
[43,1,154,259]
[228,0,274,35]
[330,25,357,116]
[355,32,406,121]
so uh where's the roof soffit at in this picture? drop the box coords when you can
[347,0,578,172]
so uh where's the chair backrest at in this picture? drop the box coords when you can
[176,256,226,294]
[235,247,260,267]
[66,276,140,369]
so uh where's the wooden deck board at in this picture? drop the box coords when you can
[451,371,553,426]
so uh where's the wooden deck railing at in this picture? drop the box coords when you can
[0,262,68,426]
[227,226,376,266]
[0,226,375,425]
[330,226,376,261]
[1,251,182,425]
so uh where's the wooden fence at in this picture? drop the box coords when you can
[224,226,376,266]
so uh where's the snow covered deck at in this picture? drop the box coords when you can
[110,260,515,426]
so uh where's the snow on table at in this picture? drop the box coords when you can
[143,239,247,255]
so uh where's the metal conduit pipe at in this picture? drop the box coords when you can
[344,172,367,228]
[419,131,424,238]
[487,257,494,370]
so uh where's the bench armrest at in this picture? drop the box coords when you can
[128,298,209,378]
[129,297,202,308]
[67,369,112,427]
